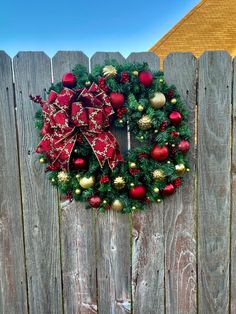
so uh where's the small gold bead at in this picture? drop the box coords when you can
[140,136,144,140]
[39,157,45,164]
[157,198,161,203]
[103,200,107,204]
[167,161,171,164]
[129,162,136,169]
[51,178,55,183]
[76,174,80,179]
[171,98,177,105]
[154,187,159,193]
[75,188,81,195]
[154,129,158,133]
[85,81,91,87]
[172,144,176,147]
[186,168,190,172]
[130,183,135,187]
[138,105,144,112]
[132,70,139,76]
[159,78,164,83]
[132,206,136,210]
[119,119,123,124]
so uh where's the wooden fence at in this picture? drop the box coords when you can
[0,50,235,314]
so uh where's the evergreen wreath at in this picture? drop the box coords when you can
[31,61,191,213]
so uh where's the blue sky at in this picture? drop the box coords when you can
[1,0,199,58]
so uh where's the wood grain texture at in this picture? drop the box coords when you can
[0,51,28,314]
[91,52,131,314]
[164,53,197,314]
[127,52,160,70]
[52,51,97,314]
[13,52,63,314]
[198,51,232,313]
[231,56,236,313]
[52,51,89,82]
[126,52,165,314]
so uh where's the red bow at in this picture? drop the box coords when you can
[36,83,123,171]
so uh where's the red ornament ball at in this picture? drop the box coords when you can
[162,184,175,196]
[72,157,87,170]
[150,145,169,161]
[48,90,57,103]
[109,92,125,109]
[88,195,102,208]
[129,185,146,200]
[138,71,153,87]
[178,140,190,153]
[169,111,182,126]
[62,72,77,88]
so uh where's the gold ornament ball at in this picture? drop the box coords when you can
[113,176,126,190]
[129,162,136,169]
[75,188,81,195]
[171,98,177,105]
[103,65,117,77]
[138,115,152,130]
[85,81,91,87]
[58,171,69,183]
[153,169,165,181]
[137,105,144,112]
[132,70,139,76]
[153,187,160,193]
[175,164,186,176]
[111,199,123,211]
[39,157,45,164]
[79,176,95,189]
[150,92,166,109]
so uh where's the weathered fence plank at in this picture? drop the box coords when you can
[164,53,197,314]
[0,51,28,314]
[91,52,131,314]
[126,52,165,314]
[13,52,63,314]
[198,51,232,313]
[52,51,97,314]
[231,56,236,314]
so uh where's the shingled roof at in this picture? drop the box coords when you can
[150,0,236,66]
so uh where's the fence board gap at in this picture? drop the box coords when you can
[13,51,63,314]
[52,51,97,314]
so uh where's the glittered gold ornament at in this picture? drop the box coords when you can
[150,92,166,109]
[111,199,124,211]
[113,176,125,190]
[132,70,139,76]
[75,188,81,195]
[58,171,69,183]
[137,105,144,112]
[138,115,152,130]
[153,169,165,181]
[103,65,117,77]
[39,157,45,164]
[175,164,186,176]
[129,162,136,169]
[79,176,95,189]
[153,187,160,193]
[171,98,177,104]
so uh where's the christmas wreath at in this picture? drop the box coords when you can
[31,61,191,213]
